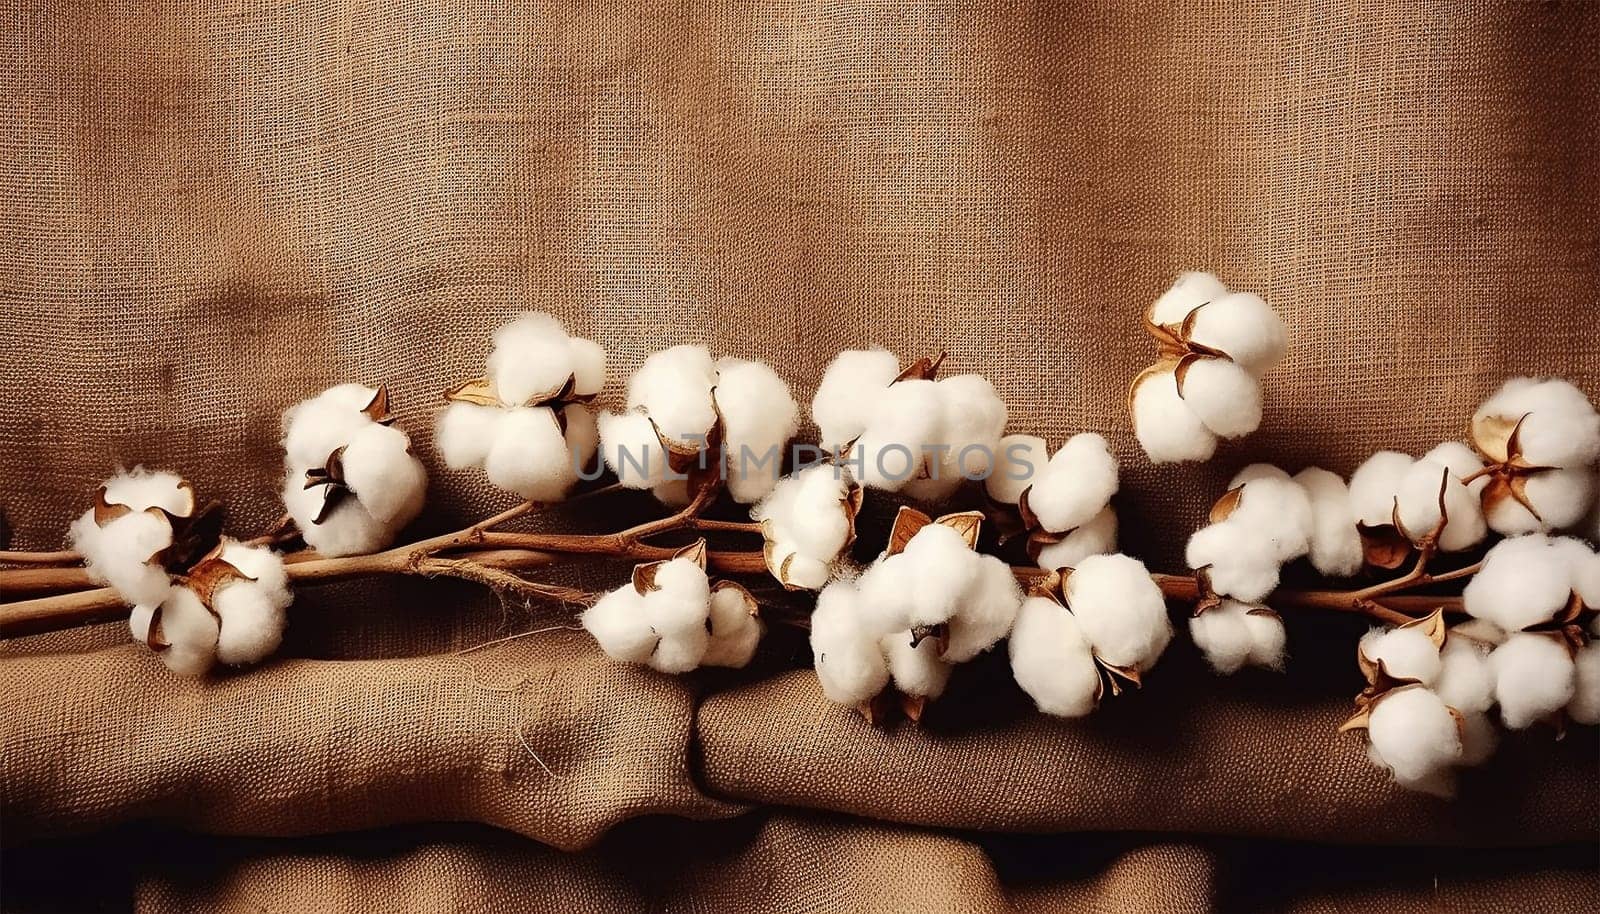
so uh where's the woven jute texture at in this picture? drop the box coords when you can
[2,0,1598,910]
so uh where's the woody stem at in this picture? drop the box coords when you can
[0,550,81,566]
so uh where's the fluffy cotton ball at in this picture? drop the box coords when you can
[751,464,855,588]
[1366,687,1463,793]
[100,468,192,517]
[483,407,583,502]
[1483,467,1595,535]
[1572,547,1600,609]
[881,630,953,699]
[856,523,978,634]
[580,587,656,664]
[1568,643,1600,726]
[1132,369,1218,465]
[650,627,711,674]
[641,559,712,636]
[1035,506,1118,571]
[714,358,800,504]
[1463,534,1578,632]
[942,555,1023,663]
[1293,467,1363,577]
[628,345,718,446]
[598,410,670,489]
[1185,521,1281,603]
[1179,357,1263,438]
[1026,433,1119,534]
[486,312,577,406]
[339,422,427,528]
[436,401,507,470]
[765,544,831,590]
[1185,292,1289,378]
[986,434,1047,505]
[211,541,293,666]
[283,476,392,557]
[70,508,174,607]
[850,379,945,492]
[282,384,383,470]
[1421,442,1487,495]
[1190,601,1285,675]
[1150,271,1230,325]
[148,586,221,677]
[1393,459,1486,551]
[810,580,891,705]
[701,586,764,669]
[1064,553,1172,672]
[1009,596,1102,718]
[812,349,902,451]
[1360,626,1443,685]
[1489,632,1577,730]
[1348,451,1414,528]
[1474,377,1600,470]
[1226,475,1313,562]
[927,373,1007,481]
[1434,636,1495,715]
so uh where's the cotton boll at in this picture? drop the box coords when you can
[283,475,392,557]
[1348,451,1414,528]
[436,401,506,470]
[217,541,291,600]
[649,629,710,674]
[1179,357,1263,438]
[1065,553,1172,672]
[986,434,1047,505]
[70,509,174,607]
[1228,476,1313,562]
[1189,602,1255,675]
[628,345,718,445]
[714,358,800,504]
[1359,626,1443,685]
[810,581,891,705]
[1474,377,1600,470]
[282,384,381,469]
[1434,637,1494,714]
[1229,463,1291,488]
[339,423,427,528]
[562,404,599,469]
[152,586,220,677]
[212,579,288,666]
[1241,608,1287,671]
[486,312,575,406]
[1457,711,1498,767]
[943,555,1023,663]
[1489,633,1577,729]
[787,465,853,559]
[812,349,902,450]
[1185,521,1281,603]
[599,411,669,489]
[769,543,831,590]
[1366,687,1463,792]
[1393,460,1486,552]
[1292,467,1363,578]
[566,337,607,398]
[882,631,952,699]
[930,373,1007,480]
[640,558,712,639]
[580,588,657,664]
[1463,534,1576,632]
[701,587,764,669]
[1035,506,1118,571]
[1132,370,1217,464]
[1009,596,1102,717]
[851,379,944,491]
[1421,442,1487,495]
[1568,643,1600,726]
[484,407,580,502]
[100,468,192,517]
[1572,548,1600,609]
[1484,467,1595,535]
[1185,292,1288,377]
[889,523,984,629]
[1026,433,1119,534]
[1149,271,1229,326]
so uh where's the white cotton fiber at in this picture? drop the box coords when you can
[100,468,192,517]
[1190,601,1285,675]
[562,404,599,469]
[282,383,382,470]
[1185,521,1281,603]
[436,401,507,470]
[1366,686,1462,791]
[1150,271,1229,325]
[1179,357,1263,438]
[1009,596,1102,718]
[1434,636,1494,715]
[210,541,292,666]
[152,586,221,677]
[1064,553,1172,672]
[1393,459,1486,551]
[1360,626,1442,685]
[812,349,902,450]
[650,628,711,674]
[483,407,580,502]
[714,358,800,504]
[628,345,718,446]
[581,587,657,664]
[1229,464,1291,488]
[929,373,1007,481]
[857,523,977,633]
[701,586,764,669]
[283,475,392,557]
[1463,534,1577,632]
[1573,547,1600,609]
[598,410,669,489]
[851,379,944,491]
[810,580,891,705]
[942,555,1022,663]
[1489,632,1577,729]
[567,337,607,398]
[1348,451,1414,528]
[1035,506,1118,571]
[340,423,427,528]
[641,559,712,635]
[486,312,576,406]
[1132,369,1218,464]
[1026,433,1119,534]
[70,508,174,607]
[1184,292,1289,378]
[881,630,952,699]
[1484,466,1594,535]
[753,465,854,589]
[1227,475,1313,562]
[1568,643,1600,726]
[1293,467,1363,577]
[1421,442,1487,495]
[986,434,1047,505]
[1474,377,1600,470]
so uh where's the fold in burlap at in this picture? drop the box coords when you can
[2,0,1598,909]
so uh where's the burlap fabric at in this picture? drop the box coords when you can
[2,0,1597,910]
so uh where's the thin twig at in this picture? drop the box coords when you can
[0,550,81,566]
